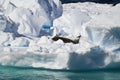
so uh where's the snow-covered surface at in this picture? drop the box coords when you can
[0,0,120,70]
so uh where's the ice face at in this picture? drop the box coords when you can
[0,6,6,31]
[0,15,6,31]
[0,0,63,37]
[86,4,120,50]
[53,9,91,36]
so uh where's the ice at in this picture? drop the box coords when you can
[0,32,14,46]
[0,6,6,31]
[0,1,120,70]
[9,8,49,37]
[0,0,62,37]
[67,47,107,69]
[53,8,91,36]
[37,36,52,44]
[86,4,120,50]
[10,37,30,47]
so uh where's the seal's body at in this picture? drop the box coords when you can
[52,35,81,44]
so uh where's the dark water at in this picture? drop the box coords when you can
[60,0,120,5]
[0,66,120,80]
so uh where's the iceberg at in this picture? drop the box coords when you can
[0,1,120,71]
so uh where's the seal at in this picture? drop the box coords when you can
[52,35,81,44]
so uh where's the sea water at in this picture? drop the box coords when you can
[0,65,120,80]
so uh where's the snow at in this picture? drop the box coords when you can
[0,32,14,46]
[0,0,120,70]
[10,37,30,47]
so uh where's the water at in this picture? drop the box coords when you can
[0,65,120,80]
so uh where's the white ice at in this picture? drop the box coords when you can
[0,1,120,70]
[0,0,62,37]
